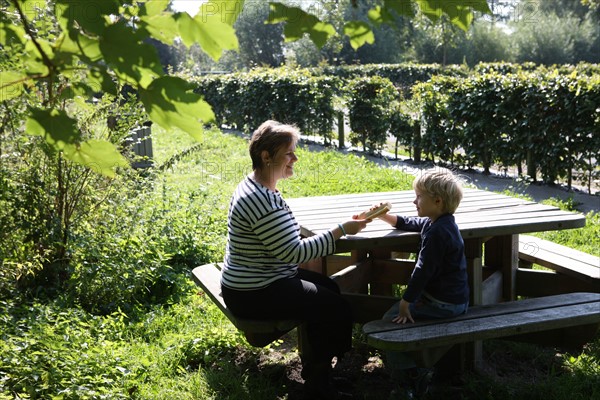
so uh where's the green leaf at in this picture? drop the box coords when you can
[344,21,375,50]
[139,76,215,141]
[377,0,416,22]
[174,9,238,61]
[25,108,79,150]
[87,67,117,96]
[140,13,180,46]
[63,140,129,178]
[56,30,103,63]
[0,20,27,47]
[139,0,170,16]
[55,0,119,35]
[416,0,491,31]
[268,3,335,49]
[0,71,26,101]
[100,21,164,89]
[24,39,52,76]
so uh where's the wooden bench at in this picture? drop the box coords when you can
[517,235,599,296]
[363,292,600,368]
[191,263,302,347]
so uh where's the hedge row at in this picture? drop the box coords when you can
[194,63,599,189]
[315,63,467,94]
[194,68,339,142]
[408,72,600,188]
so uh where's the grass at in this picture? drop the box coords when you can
[0,125,598,399]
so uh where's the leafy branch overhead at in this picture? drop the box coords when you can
[1,0,489,176]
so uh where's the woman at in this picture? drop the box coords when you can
[221,120,370,399]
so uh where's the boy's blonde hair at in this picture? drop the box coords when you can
[413,168,463,214]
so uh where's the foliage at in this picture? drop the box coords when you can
[388,101,421,161]
[1,126,598,398]
[346,76,398,153]
[318,62,467,96]
[195,68,338,139]
[0,88,145,296]
[1,0,488,176]
[230,1,284,68]
[510,10,600,65]
[410,66,600,186]
[0,0,231,173]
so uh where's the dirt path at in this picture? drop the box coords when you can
[299,138,599,215]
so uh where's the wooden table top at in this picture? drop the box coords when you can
[286,188,586,252]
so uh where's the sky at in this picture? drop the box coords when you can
[171,1,203,15]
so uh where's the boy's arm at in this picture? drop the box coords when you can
[394,215,428,232]
[379,212,397,226]
[392,299,414,324]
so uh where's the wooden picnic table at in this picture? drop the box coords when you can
[286,188,589,368]
[286,187,587,318]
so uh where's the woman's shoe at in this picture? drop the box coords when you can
[303,361,353,399]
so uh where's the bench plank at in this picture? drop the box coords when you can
[363,293,600,352]
[519,235,599,287]
[191,263,301,347]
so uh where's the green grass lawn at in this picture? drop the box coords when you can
[0,126,598,400]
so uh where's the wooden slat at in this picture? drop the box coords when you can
[363,293,600,351]
[363,292,600,334]
[286,189,586,248]
[342,293,399,324]
[518,235,599,285]
[516,268,599,296]
[191,263,229,316]
[191,264,300,335]
[370,259,415,285]
[366,303,600,351]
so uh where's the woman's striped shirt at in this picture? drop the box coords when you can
[221,176,336,290]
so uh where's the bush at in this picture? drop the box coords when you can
[346,76,397,153]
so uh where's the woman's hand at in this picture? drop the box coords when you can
[392,299,414,324]
[340,218,370,236]
[352,203,384,220]
[353,203,397,226]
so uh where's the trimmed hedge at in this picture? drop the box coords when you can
[194,68,338,142]
[193,63,599,190]
[346,76,397,152]
[409,70,600,188]
[318,63,467,95]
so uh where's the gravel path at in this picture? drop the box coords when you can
[301,138,599,215]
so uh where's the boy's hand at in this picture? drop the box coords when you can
[353,202,391,220]
[392,299,414,324]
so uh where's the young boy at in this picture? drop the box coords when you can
[376,168,469,399]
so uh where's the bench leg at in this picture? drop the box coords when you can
[411,344,454,368]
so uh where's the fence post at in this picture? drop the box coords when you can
[127,123,153,169]
[337,111,345,149]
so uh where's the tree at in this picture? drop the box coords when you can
[509,0,600,64]
[234,1,284,68]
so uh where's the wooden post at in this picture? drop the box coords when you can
[129,125,153,169]
[464,238,483,370]
[337,111,345,149]
[485,234,518,301]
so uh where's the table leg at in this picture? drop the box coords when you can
[370,247,393,296]
[485,234,518,301]
[464,238,484,370]
[464,238,484,306]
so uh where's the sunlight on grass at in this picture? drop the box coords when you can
[1,125,598,400]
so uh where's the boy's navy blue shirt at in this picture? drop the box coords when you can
[394,213,469,305]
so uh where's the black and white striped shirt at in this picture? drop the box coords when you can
[222,176,336,290]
